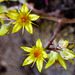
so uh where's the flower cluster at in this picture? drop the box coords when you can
[0,4,39,36]
[0,2,75,73]
[21,39,75,72]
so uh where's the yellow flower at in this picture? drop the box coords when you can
[60,48,75,60]
[7,4,40,34]
[21,39,48,72]
[45,51,67,70]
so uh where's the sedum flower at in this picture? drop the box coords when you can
[7,4,39,34]
[60,48,75,60]
[58,39,75,60]
[21,39,48,72]
[45,51,67,70]
[58,39,69,48]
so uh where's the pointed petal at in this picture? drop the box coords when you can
[6,12,19,20]
[69,59,74,64]
[36,58,43,72]
[58,54,67,70]
[59,39,69,48]
[42,51,48,58]
[45,51,58,69]
[21,47,32,52]
[12,23,22,33]
[36,39,42,48]
[21,4,29,14]
[60,49,75,60]
[25,23,33,34]
[22,55,34,66]
[29,14,40,21]
[45,56,55,69]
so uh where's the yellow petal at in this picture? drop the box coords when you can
[42,51,48,58]
[0,19,4,25]
[36,58,43,72]
[25,22,33,34]
[45,55,55,69]
[36,39,42,48]
[22,55,34,66]
[12,23,22,33]
[69,59,74,64]
[21,4,29,14]
[45,51,58,69]
[29,14,40,21]
[21,47,32,52]
[6,12,19,20]
[58,54,67,70]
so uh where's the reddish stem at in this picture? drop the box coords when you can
[46,20,63,49]
[47,48,60,52]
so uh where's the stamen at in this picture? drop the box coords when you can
[34,50,41,57]
[21,16,28,22]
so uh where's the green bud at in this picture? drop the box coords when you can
[0,23,11,36]
[67,43,74,50]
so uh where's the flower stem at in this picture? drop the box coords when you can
[46,20,63,49]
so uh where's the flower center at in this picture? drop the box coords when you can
[34,50,41,58]
[21,16,28,22]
